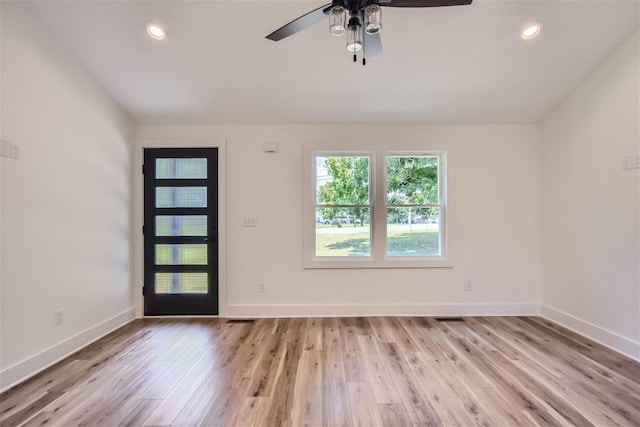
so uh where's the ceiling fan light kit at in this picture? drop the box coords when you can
[346,16,363,52]
[364,4,382,34]
[329,6,347,36]
[266,0,473,65]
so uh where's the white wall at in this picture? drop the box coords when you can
[540,31,640,359]
[0,2,135,390]
[135,124,541,318]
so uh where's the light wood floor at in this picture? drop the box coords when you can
[1,316,638,427]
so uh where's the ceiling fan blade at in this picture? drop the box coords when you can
[365,32,383,57]
[266,3,332,41]
[379,0,472,7]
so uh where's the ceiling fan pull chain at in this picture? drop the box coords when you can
[362,25,366,66]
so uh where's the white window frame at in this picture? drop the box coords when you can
[304,147,451,269]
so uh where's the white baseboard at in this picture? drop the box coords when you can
[0,308,136,393]
[223,303,540,318]
[541,305,640,361]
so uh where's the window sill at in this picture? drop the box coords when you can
[304,258,454,269]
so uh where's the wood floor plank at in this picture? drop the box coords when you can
[246,324,288,397]
[1,316,638,427]
[291,350,323,427]
[149,322,253,427]
[357,334,402,404]
[421,357,497,426]
[409,353,476,427]
[384,317,419,352]
[511,317,640,397]
[141,346,220,426]
[262,343,304,425]
[346,382,383,427]
[42,350,164,427]
[376,342,443,426]
[322,318,353,427]
[376,403,413,427]
[368,316,397,344]
[490,319,639,425]
[141,342,208,400]
[108,398,162,427]
[522,317,640,380]
[454,319,597,426]
[442,327,549,425]
[303,318,323,351]
[0,391,64,427]
[21,348,163,427]
[398,317,448,360]
[196,377,253,427]
[225,395,271,427]
[339,325,368,382]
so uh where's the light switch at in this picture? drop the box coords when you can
[242,217,257,227]
[0,139,10,158]
[10,142,20,160]
[622,154,640,170]
[1,140,20,160]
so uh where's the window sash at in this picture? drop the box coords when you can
[314,154,372,206]
[305,149,449,268]
[313,154,372,259]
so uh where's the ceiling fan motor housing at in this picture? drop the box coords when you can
[348,16,361,31]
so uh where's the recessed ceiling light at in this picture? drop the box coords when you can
[522,23,542,40]
[146,23,166,40]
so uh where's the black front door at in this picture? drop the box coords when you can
[143,148,218,315]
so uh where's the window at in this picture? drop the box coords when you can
[305,150,448,268]
[315,155,372,257]
[386,155,442,257]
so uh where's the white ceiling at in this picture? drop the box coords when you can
[25,0,639,125]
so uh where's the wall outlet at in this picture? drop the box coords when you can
[259,283,266,293]
[465,280,473,292]
[54,309,64,326]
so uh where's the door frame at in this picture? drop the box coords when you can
[133,139,226,318]
[143,147,218,315]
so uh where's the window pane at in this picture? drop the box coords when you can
[156,187,207,208]
[316,156,369,205]
[156,244,207,265]
[156,216,207,236]
[155,273,207,294]
[315,208,370,256]
[386,156,439,204]
[156,158,207,179]
[387,207,440,257]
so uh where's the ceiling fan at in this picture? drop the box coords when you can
[266,0,473,64]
